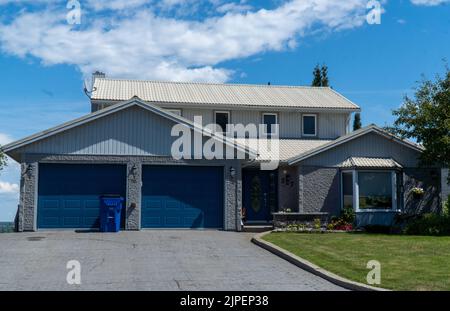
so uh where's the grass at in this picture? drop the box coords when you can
[263,232,450,291]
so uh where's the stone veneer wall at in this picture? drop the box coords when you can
[298,166,340,216]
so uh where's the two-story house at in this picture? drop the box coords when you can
[2,73,442,231]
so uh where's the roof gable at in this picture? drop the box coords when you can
[2,98,256,160]
[288,124,424,165]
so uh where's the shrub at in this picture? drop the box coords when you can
[363,225,392,234]
[313,218,321,230]
[404,213,450,236]
[442,195,450,217]
[341,205,355,223]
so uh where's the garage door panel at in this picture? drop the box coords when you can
[38,164,126,229]
[142,166,223,228]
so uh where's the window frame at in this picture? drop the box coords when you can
[214,110,231,133]
[261,112,278,136]
[302,114,317,137]
[165,109,182,116]
[340,169,399,213]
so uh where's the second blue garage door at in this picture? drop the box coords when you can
[141,166,224,228]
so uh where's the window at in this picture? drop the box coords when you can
[262,113,278,136]
[302,114,317,136]
[341,170,397,212]
[214,111,230,132]
[358,172,393,210]
[166,109,182,116]
[342,171,354,210]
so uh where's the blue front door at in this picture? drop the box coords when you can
[141,166,224,228]
[37,164,126,229]
[242,169,278,222]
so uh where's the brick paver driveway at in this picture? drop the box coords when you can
[0,230,344,290]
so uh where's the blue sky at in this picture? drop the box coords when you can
[0,0,449,221]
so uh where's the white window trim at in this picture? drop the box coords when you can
[214,110,231,133]
[262,113,278,135]
[165,109,182,116]
[341,169,399,213]
[302,114,317,137]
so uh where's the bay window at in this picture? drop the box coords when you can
[341,170,398,212]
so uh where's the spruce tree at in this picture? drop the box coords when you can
[353,113,362,131]
[312,65,322,86]
[321,65,329,87]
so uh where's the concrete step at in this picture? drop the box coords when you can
[242,225,273,233]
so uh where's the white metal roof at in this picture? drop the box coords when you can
[235,138,333,162]
[92,78,360,111]
[338,157,403,168]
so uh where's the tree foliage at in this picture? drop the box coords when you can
[0,146,6,172]
[321,65,329,87]
[312,65,322,87]
[387,66,450,182]
[353,112,362,131]
[311,64,330,87]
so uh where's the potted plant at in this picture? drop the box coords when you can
[411,187,425,199]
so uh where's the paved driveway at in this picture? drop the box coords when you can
[0,230,344,291]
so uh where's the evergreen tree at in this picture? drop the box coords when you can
[321,65,329,87]
[353,113,362,131]
[312,65,322,87]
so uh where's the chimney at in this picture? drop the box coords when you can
[92,71,106,90]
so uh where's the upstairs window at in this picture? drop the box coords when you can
[303,114,317,136]
[215,111,230,132]
[166,109,182,116]
[262,113,278,137]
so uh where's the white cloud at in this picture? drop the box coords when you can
[0,133,13,145]
[0,0,368,82]
[0,181,19,194]
[216,1,253,14]
[85,0,148,11]
[410,0,449,5]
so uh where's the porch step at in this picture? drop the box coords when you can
[242,225,273,233]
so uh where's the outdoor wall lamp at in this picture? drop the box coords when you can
[23,164,33,178]
[130,164,138,179]
[230,167,236,179]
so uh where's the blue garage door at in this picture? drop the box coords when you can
[38,164,126,229]
[142,166,224,228]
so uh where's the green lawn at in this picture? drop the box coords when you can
[263,232,450,291]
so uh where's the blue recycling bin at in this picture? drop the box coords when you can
[100,195,124,232]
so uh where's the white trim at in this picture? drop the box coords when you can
[214,110,231,133]
[340,169,399,213]
[262,113,278,135]
[302,114,317,137]
[355,170,397,212]
[353,170,359,211]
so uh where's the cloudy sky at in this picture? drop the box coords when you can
[0,0,449,220]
